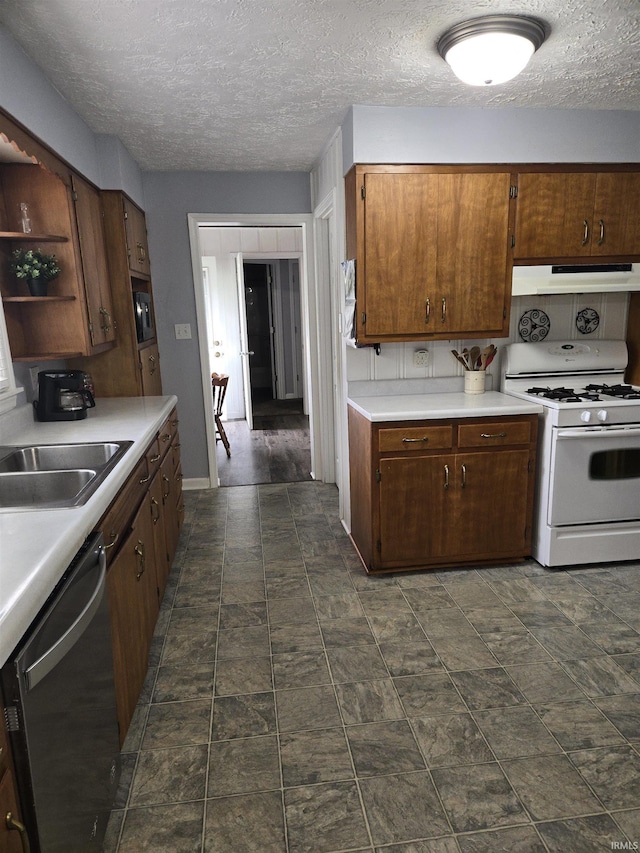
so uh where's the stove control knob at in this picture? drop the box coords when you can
[580,411,592,423]
[597,409,608,422]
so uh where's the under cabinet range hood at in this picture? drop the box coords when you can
[512,263,640,296]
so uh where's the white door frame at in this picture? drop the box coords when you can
[234,253,254,430]
[187,213,333,488]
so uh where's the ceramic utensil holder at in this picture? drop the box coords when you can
[464,370,486,394]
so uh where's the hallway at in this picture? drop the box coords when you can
[216,398,311,486]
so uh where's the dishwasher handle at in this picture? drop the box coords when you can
[24,543,107,691]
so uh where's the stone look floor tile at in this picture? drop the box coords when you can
[360,771,451,845]
[431,762,526,833]
[107,485,640,853]
[501,753,604,820]
[346,720,425,776]
[284,780,370,853]
[279,727,353,786]
[208,735,280,796]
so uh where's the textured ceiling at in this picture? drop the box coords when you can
[1,0,639,171]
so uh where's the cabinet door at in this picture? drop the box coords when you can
[107,493,157,743]
[139,343,163,395]
[362,172,438,337]
[592,172,640,256]
[378,454,452,565]
[437,172,510,334]
[0,767,25,853]
[149,469,170,602]
[124,198,151,276]
[448,450,531,559]
[71,174,116,347]
[514,172,596,259]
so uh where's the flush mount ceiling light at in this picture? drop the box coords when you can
[437,15,546,86]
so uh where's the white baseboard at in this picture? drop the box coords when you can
[182,477,212,491]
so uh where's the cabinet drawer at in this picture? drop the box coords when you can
[458,420,532,448]
[98,456,148,562]
[379,425,453,452]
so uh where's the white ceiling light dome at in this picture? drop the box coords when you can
[438,15,547,87]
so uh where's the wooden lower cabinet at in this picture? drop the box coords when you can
[0,717,28,853]
[106,491,158,743]
[101,407,183,745]
[349,407,538,573]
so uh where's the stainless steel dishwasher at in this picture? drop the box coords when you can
[2,531,121,853]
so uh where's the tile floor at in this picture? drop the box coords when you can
[103,482,640,853]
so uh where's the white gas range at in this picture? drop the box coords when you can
[501,339,640,568]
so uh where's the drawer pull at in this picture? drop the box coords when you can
[461,463,467,488]
[425,297,430,324]
[149,453,161,463]
[402,437,429,443]
[134,540,145,579]
[480,432,507,439]
[444,464,449,489]
[6,811,31,852]
[103,531,119,550]
[139,473,151,484]
[582,219,589,246]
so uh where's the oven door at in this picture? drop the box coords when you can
[548,425,640,525]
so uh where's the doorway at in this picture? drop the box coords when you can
[219,256,311,486]
[189,217,328,489]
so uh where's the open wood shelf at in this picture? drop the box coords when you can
[2,295,76,303]
[12,351,84,362]
[0,231,68,242]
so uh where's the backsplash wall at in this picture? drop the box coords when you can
[346,292,630,385]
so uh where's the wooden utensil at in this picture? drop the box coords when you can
[451,349,469,370]
[469,346,480,370]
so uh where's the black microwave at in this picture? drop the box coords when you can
[133,291,154,342]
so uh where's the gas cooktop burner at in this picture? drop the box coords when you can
[526,386,600,402]
[584,383,640,400]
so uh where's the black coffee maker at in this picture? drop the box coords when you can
[34,370,96,421]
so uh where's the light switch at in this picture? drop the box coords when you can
[175,323,192,340]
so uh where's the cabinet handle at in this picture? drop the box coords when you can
[162,433,171,443]
[582,219,589,246]
[441,297,446,323]
[598,218,605,245]
[162,473,170,500]
[150,496,161,525]
[148,355,156,375]
[425,298,430,324]
[444,464,449,489]
[171,418,179,427]
[137,242,146,263]
[480,432,507,439]
[402,436,429,443]
[139,473,151,484]
[99,306,112,333]
[103,531,119,550]
[134,540,145,579]
[461,464,467,488]
[6,811,31,852]
[149,453,161,463]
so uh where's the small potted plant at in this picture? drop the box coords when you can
[9,247,61,296]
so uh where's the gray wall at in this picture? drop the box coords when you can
[141,172,311,480]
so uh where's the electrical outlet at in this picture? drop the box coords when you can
[174,323,192,340]
[413,349,429,367]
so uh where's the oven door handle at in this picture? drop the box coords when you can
[556,426,640,439]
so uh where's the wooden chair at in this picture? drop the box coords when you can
[211,373,231,457]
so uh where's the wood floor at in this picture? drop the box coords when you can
[216,399,312,486]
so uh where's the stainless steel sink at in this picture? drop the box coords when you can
[0,469,98,508]
[0,442,124,473]
[0,440,133,510]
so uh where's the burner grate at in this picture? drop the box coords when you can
[585,383,640,400]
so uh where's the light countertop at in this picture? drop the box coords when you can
[348,390,543,422]
[0,395,178,668]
